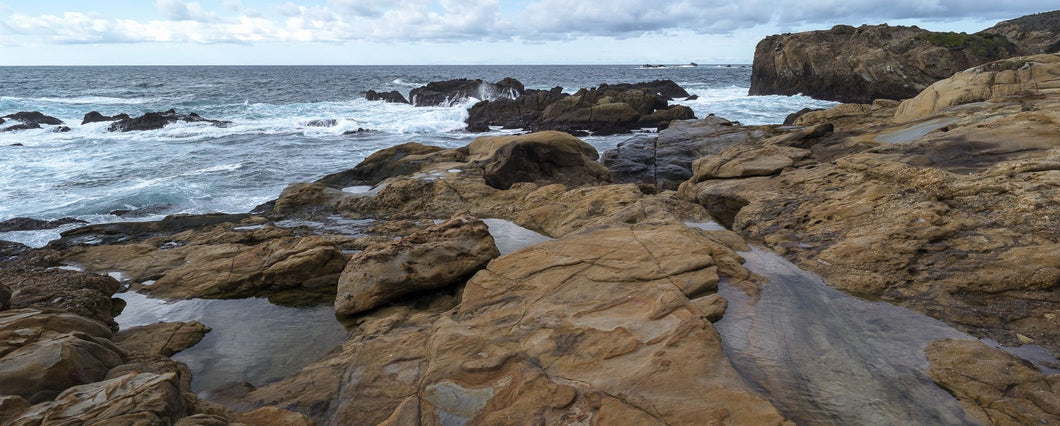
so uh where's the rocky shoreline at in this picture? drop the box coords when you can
[3,20,1060,426]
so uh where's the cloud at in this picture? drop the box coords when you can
[0,0,1052,46]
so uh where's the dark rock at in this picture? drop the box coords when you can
[749,24,1019,103]
[600,80,692,100]
[47,213,252,250]
[108,109,230,132]
[783,107,824,125]
[364,90,409,104]
[408,78,522,107]
[686,95,699,100]
[82,111,131,125]
[1,123,40,132]
[0,282,9,310]
[304,119,338,127]
[0,217,88,233]
[342,128,372,135]
[982,10,1060,55]
[316,142,447,188]
[465,87,568,132]
[109,204,173,218]
[53,126,71,133]
[2,111,64,126]
[9,143,23,147]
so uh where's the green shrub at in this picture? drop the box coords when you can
[918,32,1015,57]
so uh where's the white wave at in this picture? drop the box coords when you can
[391,78,421,87]
[183,163,243,175]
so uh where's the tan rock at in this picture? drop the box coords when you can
[114,321,210,357]
[926,339,1060,425]
[335,212,499,315]
[249,225,784,425]
[238,406,314,426]
[7,372,189,425]
[471,130,611,190]
[894,54,1060,122]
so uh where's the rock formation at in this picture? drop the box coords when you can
[750,24,1019,103]
[408,78,522,107]
[82,111,131,125]
[982,10,1060,55]
[108,109,230,132]
[365,89,410,104]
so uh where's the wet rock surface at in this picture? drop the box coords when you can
[107,109,231,132]
[365,89,410,104]
[0,217,87,232]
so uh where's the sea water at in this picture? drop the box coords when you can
[0,65,835,245]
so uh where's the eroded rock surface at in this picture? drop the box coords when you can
[927,339,1060,425]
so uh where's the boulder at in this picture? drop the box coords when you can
[893,54,1060,122]
[113,321,210,357]
[749,24,1019,103]
[0,217,87,232]
[926,339,1060,425]
[365,90,410,104]
[6,372,189,425]
[598,79,692,100]
[334,212,499,315]
[472,131,611,190]
[982,10,1060,55]
[249,225,784,425]
[82,111,131,125]
[408,78,522,107]
[316,142,448,188]
[601,115,791,190]
[108,109,230,132]
[465,87,568,132]
[1,111,63,126]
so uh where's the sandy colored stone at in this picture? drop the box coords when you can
[7,372,188,425]
[926,339,1060,425]
[894,54,1060,122]
[114,321,210,357]
[238,406,314,426]
[334,212,499,315]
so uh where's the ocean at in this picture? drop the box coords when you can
[0,65,836,246]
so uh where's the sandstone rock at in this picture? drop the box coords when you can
[0,329,125,401]
[679,86,1060,351]
[692,144,810,179]
[7,372,189,425]
[0,265,122,328]
[473,131,611,190]
[750,24,1019,103]
[0,396,29,425]
[926,339,1060,425]
[334,212,499,315]
[365,89,409,104]
[238,406,314,426]
[790,99,901,131]
[894,53,1060,122]
[114,321,210,357]
[316,142,447,188]
[249,225,784,425]
[108,109,230,132]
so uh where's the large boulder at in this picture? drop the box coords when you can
[6,372,190,425]
[334,212,499,315]
[248,225,785,425]
[894,54,1060,122]
[108,109,230,132]
[465,87,568,132]
[982,10,1060,55]
[0,265,122,328]
[926,339,1060,425]
[113,321,210,357]
[1,112,63,126]
[408,78,522,107]
[471,131,611,190]
[749,24,1019,103]
[82,111,131,125]
[316,142,448,188]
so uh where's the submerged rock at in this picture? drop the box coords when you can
[334,212,499,315]
[0,217,87,232]
[108,109,230,132]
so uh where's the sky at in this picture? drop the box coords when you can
[0,1,1053,65]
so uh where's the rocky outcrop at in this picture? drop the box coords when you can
[7,372,191,425]
[894,53,1060,122]
[113,321,210,357]
[681,56,1060,351]
[334,212,499,315]
[750,24,1019,103]
[0,112,64,132]
[601,115,796,190]
[365,89,410,104]
[247,225,785,425]
[108,109,230,132]
[0,217,87,232]
[465,80,696,135]
[472,131,611,190]
[982,10,1060,55]
[926,339,1060,425]
[0,265,122,328]
[408,78,522,107]
[82,111,131,125]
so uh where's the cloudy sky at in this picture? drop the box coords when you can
[0,1,1051,65]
